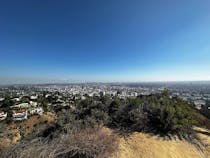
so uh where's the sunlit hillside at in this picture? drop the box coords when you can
[112,128,210,158]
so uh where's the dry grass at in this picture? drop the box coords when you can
[53,127,119,158]
[15,112,56,136]
[2,127,210,158]
[195,127,210,158]
[1,127,119,158]
[111,131,209,158]
[0,112,56,149]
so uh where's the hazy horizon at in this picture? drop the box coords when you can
[0,77,210,86]
[1,0,210,84]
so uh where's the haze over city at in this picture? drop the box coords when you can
[0,0,210,84]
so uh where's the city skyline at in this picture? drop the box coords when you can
[1,0,210,84]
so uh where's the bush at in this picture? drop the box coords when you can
[73,98,110,127]
[1,127,119,158]
[108,98,148,132]
[200,101,210,120]
[54,127,119,158]
[69,92,200,135]
[147,95,200,135]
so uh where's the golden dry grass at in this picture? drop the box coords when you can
[1,127,119,158]
[112,130,210,158]
[195,127,210,158]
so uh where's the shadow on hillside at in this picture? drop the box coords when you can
[195,130,210,137]
[113,128,180,141]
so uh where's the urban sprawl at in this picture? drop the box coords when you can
[0,82,210,121]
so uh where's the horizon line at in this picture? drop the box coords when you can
[1,80,210,86]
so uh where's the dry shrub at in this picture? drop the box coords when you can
[1,127,119,158]
[54,127,119,158]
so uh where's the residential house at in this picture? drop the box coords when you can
[29,107,44,115]
[0,112,7,120]
[11,103,31,109]
[12,110,28,121]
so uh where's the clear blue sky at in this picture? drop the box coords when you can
[0,0,210,84]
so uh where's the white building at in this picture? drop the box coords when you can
[29,107,44,115]
[194,100,206,110]
[11,103,31,109]
[81,96,86,100]
[30,101,38,107]
[12,98,20,101]
[0,98,5,102]
[12,110,28,121]
[30,95,38,100]
[0,112,7,120]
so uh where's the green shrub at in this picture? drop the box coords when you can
[69,91,200,135]
[108,98,148,132]
[147,95,199,134]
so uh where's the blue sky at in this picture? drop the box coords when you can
[0,0,210,84]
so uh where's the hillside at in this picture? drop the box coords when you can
[1,93,210,158]
[0,112,56,149]
[1,120,210,158]
[112,129,210,158]
[2,126,210,158]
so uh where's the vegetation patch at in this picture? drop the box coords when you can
[1,127,119,158]
[1,91,208,158]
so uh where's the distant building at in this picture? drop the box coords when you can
[30,95,38,100]
[0,112,7,120]
[11,103,31,109]
[81,96,86,100]
[29,107,44,115]
[29,101,38,107]
[12,110,28,121]
[194,100,206,110]
[12,97,20,101]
